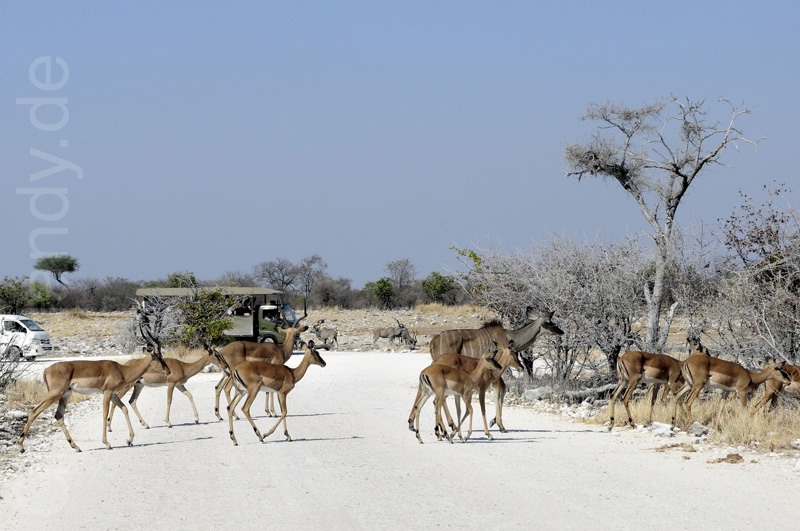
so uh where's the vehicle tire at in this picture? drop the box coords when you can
[6,346,22,362]
[259,336,276,344]
[25,356,36,362]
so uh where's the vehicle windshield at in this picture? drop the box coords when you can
[18,319,44,332]
[281,304,298,326]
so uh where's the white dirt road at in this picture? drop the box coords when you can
[2,351,798,530]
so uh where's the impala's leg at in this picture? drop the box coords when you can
[478,387,492,440]
[227,386,245,446]
[214,375,227,421]
[495,378,508,432]
[440,397,459,440]
[433,394,452,444]
[463,393,474,442]
[55,393,83,452]
[109,391,135,448]
[408,381,425,431]
[18,391,68,452]
[608,377,627,431]
[670,383,692,427]
[264,393,290,441]
[413,385,432,444]
[240,387,265,442]
[621,373,641,428]
[175,384,199,424]
[647,384,661,425]
[127,381,149,429]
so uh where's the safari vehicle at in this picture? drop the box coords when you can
[135,287,303,344]
[0,315,54,361]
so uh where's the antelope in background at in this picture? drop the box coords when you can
[312,319,339,349]
[372,319,416,349]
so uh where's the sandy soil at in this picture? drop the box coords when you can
[2,350,799,530]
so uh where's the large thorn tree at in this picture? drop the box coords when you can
[564,96,758,350]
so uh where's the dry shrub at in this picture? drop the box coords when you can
[66,309,90,319]
[415,303,487,316]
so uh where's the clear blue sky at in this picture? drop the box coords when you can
[2,2,799,288]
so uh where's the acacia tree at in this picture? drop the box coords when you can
[34,254,79,288]
[565,96,758,350]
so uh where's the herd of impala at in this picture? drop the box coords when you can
[13,305,800,452]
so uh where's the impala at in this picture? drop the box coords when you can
[428,307,563,431]
[108,345,221,430]
[408,340,522,439]
[17,313,170,452]
[410,352,503,444]
[608,350,684,430]
[214,323,308,420]
[225,340,326,445]
[670,352,791,426]
[753,363,800,410]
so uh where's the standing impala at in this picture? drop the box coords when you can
[225,340,326,445]
[17,310,170,452]
[753,363,800,411]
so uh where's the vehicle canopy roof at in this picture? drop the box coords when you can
[136,287,283,298]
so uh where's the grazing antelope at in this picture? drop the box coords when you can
[108,345,221,430]
[214,324,308,420]
[225,340,326,445]
[753,363,800,410]
[670,353,791,427]
[410,352,503,444]
[408,340,522,439]
[608,350,684,430]
[428,307,563,431]
[312,319,339,348]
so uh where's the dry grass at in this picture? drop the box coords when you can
[597,390,800,451]
[66,308,90,319]
[4,379,92,410]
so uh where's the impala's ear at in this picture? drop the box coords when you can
[308,340,315,349]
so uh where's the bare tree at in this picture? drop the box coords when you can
[707,184,800,363]
[386,258,417,307]
[297,255,327,302]
[565,96,759,350]
[253,258,300,292]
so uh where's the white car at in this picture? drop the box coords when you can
[0,315,53,361]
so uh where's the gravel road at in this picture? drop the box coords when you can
[2,351,798,530]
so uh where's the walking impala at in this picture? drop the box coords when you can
[670,350,791,426]
[608,350,684,430]
[408,340,522,439]
[428,307,563,432]
[225,340,327,445]
[17,308,170,452]
[213,323,308,420]
[410,351,503,444]
[107,344,222,430]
